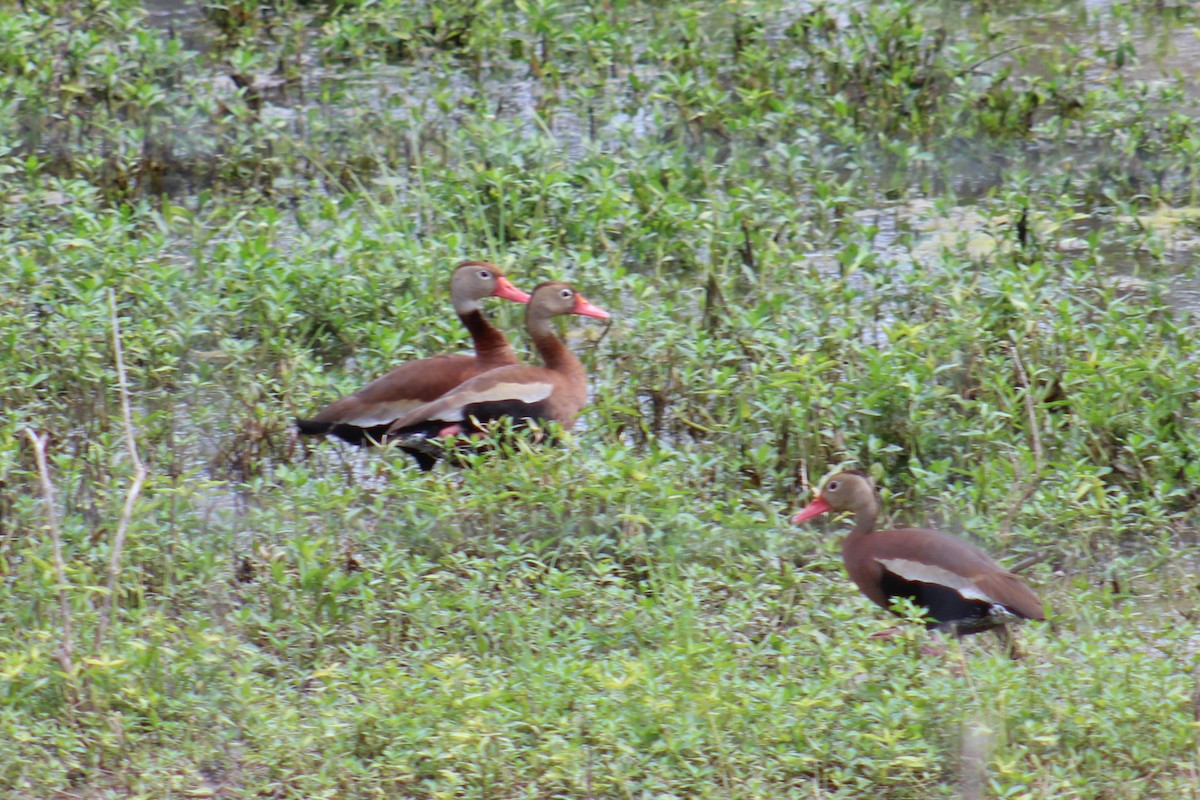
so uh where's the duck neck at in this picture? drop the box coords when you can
[527,313,584,379]
[459,308,514,365]
[842,494,880,555]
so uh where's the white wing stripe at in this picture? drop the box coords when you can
[877,558,997,605]
[343,401,424,426]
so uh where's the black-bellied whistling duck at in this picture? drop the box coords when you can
[792,470,1046,657]
[383,281,609,465]
[296,262,530,451]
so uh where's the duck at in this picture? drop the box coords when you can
[383,281,609,466]
[296,261,530,451]
[792,470,1046,657]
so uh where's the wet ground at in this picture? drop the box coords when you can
[135,0,1200,316]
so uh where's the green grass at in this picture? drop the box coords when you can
[3,0,1200,797]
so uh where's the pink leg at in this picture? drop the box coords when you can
[436,424,488,441]
[868,627,904,640]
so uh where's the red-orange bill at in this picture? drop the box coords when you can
[791,496,832,523]
[493,277,532,303]
[572,294,610,319]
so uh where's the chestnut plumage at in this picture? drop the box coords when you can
[296,261,530,454]
[792,470,1046,654]
[383,281,609,465]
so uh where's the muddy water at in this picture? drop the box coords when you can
[907,1,1200,312]
[143,0,214,52]
[137,0,1199,315]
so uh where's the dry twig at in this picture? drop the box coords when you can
[24,429,83,717]
[997,336,1045,539]
[93,289,147,650]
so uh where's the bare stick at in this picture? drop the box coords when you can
[1012,338,1044,466]
[1007,553,1047,574]
[24,429,82,716]
[94,290,148,650]
[997,336,1045,538]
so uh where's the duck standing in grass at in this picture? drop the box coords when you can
[792,470,1046,657]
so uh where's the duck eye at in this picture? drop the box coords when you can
[478,270,491,279]
[560,289,572,299]
[827,480,840,492]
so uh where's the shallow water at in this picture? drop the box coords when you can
[136,0,1200,315]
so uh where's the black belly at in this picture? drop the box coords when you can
[385,398,558,468]
[878,569,1001,634]
[459,398,555,431]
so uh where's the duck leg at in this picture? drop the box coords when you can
[992,625,1024,660]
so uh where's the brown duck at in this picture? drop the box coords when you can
[384,281,609,465]
[792,470,1046,656]
[296,261,529,453]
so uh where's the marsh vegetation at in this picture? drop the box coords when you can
[3,0,1200,796]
